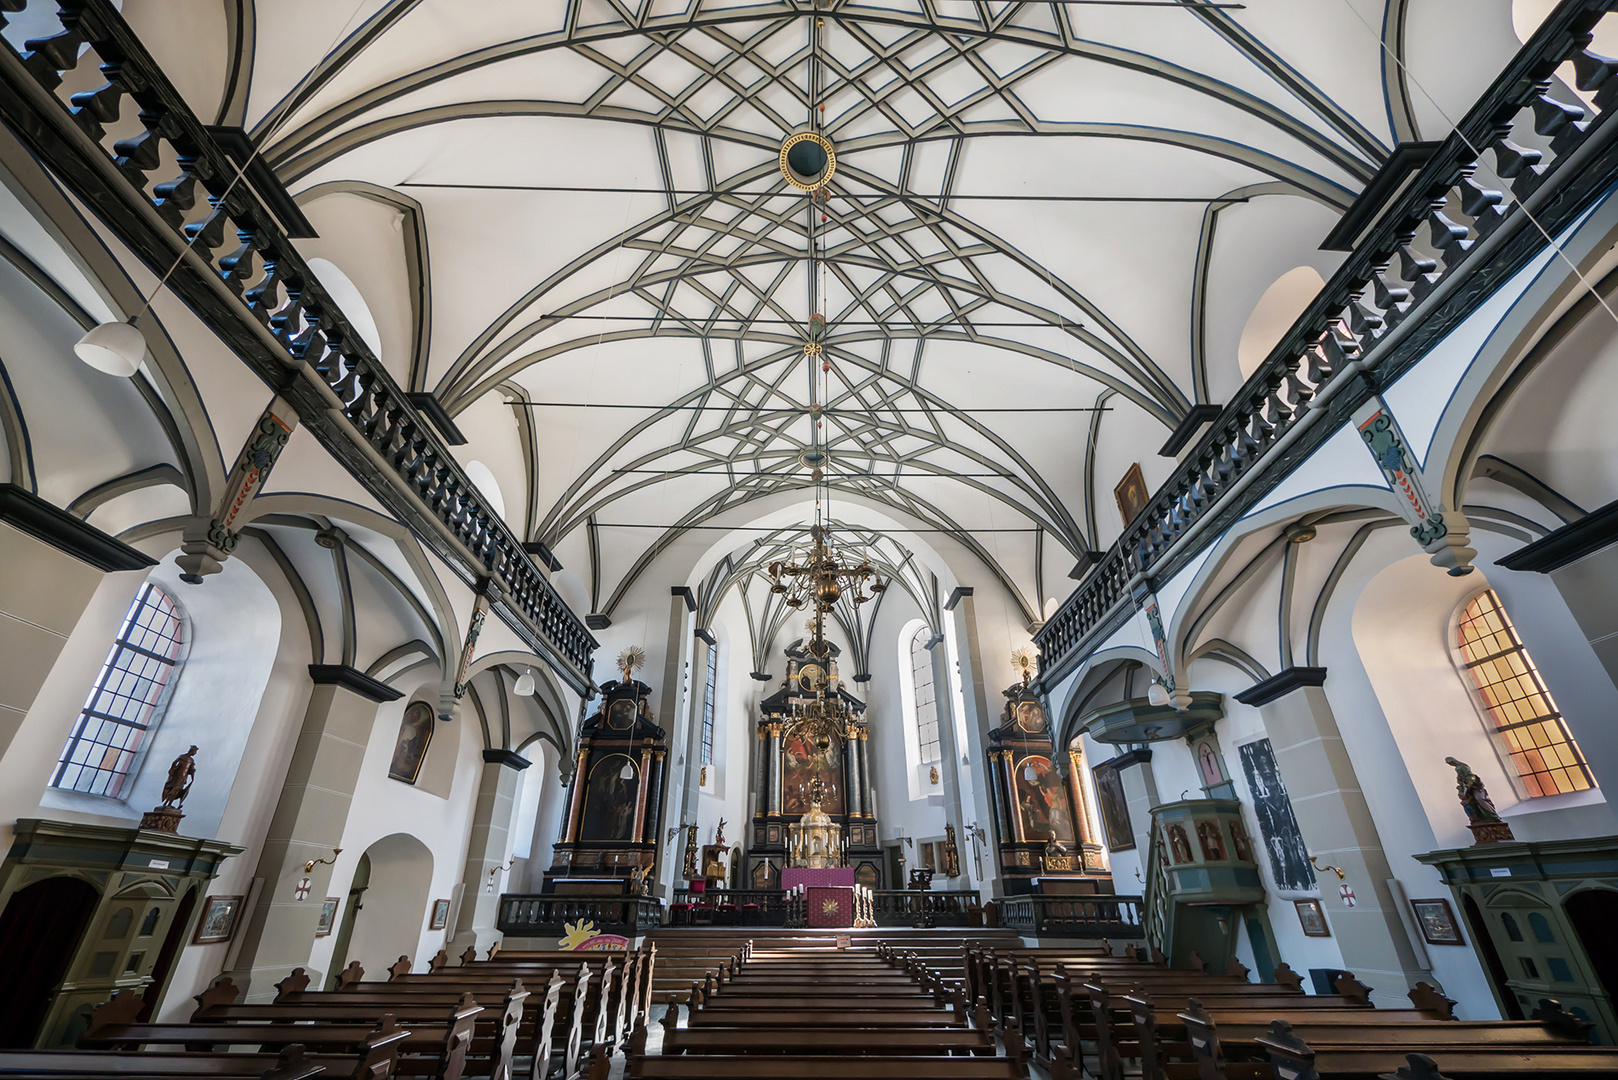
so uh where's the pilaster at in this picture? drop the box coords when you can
[449,751,529,954]
[946,590,1003,895]
[227,669,401,998]
[1255,682,1428,1000]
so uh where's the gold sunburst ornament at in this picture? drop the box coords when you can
[1011,646,1037,686]
[618,646,646,682]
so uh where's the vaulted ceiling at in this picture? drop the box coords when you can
[149,0,1525,625]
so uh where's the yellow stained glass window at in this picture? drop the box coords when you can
[1457,590,1593,797]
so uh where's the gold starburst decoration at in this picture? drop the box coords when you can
[1011,646,1037,686]
[618,646,646,681]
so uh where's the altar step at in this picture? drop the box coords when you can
[645,926,1023,1004]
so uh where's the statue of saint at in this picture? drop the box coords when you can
[1445,757,1502,823]
[160,745,198,809]
[715,818,728,848]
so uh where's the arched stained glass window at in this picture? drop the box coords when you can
[1455,589,1592,798]
[909,624,940,764]
[52,582,186,797]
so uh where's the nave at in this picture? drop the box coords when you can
[7,0,1618,1078]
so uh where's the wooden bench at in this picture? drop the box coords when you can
[192,969,571,1080]
[81,986,488,1080]
[0,1031,403,1080]
[658,1002,998,1057]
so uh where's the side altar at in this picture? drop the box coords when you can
[745,634,885,891]
[987,659,1110,895]
[543,651,668,890]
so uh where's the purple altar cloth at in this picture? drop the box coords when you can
[781,867,855,889]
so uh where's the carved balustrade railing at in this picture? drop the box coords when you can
[497,893,664,935]
[1037,0,1618,684]
[997,894,1145,939]
[0,0,597,692]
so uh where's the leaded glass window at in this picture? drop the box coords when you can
[1456,589,1592,797]
[700,641,717,766]
[52,583,186,797]
[910,624,940,764]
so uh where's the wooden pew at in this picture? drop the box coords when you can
[82,987,487,1080]
[1249,1013,1618,1080]
[0,1029,404,1080]
[195,968,573,1080]
[658,1002,999,1057]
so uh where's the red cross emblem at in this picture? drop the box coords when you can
[1339,883,1357,908]
[294,876,312,902]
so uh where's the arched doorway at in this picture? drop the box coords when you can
[0,877,100,1047]
[1566,889,1618,1004]
[137,886,198,1021]
[326,854,371,990]
[1462,894,1523,1020]
[343,835,433,977]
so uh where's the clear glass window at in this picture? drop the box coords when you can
[910,624,940,764]
[699,641,717,766]
[1456,589,1592,797]
[52,583,185,798]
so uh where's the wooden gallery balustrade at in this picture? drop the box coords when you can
[0,0,597,692]
[1035,0,1618,684]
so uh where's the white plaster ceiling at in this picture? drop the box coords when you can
[190,0,1524,624]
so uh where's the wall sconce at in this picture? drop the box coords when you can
[1308,854,1346,881]
[303,848,342,873]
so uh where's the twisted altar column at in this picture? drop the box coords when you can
[632,746,654,841]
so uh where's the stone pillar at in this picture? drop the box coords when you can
[0,492,154,765]
[562,745,589,842]
[858,731,874,819]
[658,590,695,893]
[450,749,529,954]
[768,722,783,815]
[1513,542,1618,791]
[228,667,401,999]
[1256,682,1428,999]
[1116,750,1161,857]
[947,589,1004,894]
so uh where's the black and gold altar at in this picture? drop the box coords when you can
[986,661,1110,895]
[543,664,668,892]
[745,632,884,890]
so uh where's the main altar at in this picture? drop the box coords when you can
[744,633,885,891]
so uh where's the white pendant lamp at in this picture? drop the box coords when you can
[512,668,536,697]
[1147,681,1172,707]
[75,316,147,377]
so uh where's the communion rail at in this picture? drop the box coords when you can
[998,894,1145,939]
[0,0,597,692]
[668,887,982,927]
[1034,0,1618,685]
[496,893,665,937]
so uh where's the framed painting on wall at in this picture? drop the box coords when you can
[1294,898,1330,937]
[1092,761,1135,851]
[1410,898,1464,945]
[193,895,242,944]
[388,701,435,784]
[1114,462,1150,525]
[429,898,451,931]
[316,897,339,937]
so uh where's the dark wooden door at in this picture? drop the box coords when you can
[0,876,100,1047]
